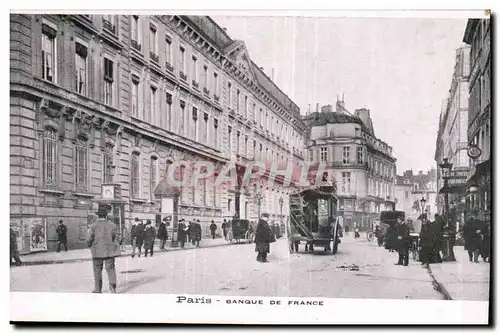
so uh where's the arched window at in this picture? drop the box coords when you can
[42,128,58,189]
[131,152,140,198]
[75,136,89,192]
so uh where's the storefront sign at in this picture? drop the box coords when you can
[28,218,47,252]
[467,145,482,159]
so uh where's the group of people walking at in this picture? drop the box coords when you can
[461,211,490,263]
[177,219,202,248]
[129,218,159,258]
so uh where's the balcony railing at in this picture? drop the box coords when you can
[150,52,159,63]
[192,80,199,89]
[131,40,141,52]
[102,19,116,34]
[180,71,187,81]
[165,62,174,72]
[203,87,210,95]
[213,94,220,102]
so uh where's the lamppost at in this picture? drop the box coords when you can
[279,197,284,236]
[255,191,263,220]
[419,197,426,220]
[439,157,455,262]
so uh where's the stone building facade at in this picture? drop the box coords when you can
[462,18,491,220]
[10,14,305,253]
[303,101,396,231]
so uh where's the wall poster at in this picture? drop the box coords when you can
[28,218,47,252]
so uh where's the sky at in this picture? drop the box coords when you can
[212,15,467,174]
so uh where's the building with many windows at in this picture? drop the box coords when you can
[462,18,491,220]
[433,46,470,221]
[10,14,305,253]
[302,100,396,231]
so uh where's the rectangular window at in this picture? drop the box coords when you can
[253,140,256,159]
[357,147,363,165]
[41,25,56,82]
[150,86,157,125]
[149,23,157,55]
[192,107,198,140]
[203,113,209,144]
[179,101,185,136]
[131,16,140,46]
[131,76,140,117]
[236,90,240,113]
[75,42,87,95]
[203,65,208,88]
[244,136,248,157]
[42,128,58,189]
[150,157,157,200]
[192,55,198,82]
[244,96,248,118]
[213,118,219,149]
[179,47,186,72]
[342,172,351,194]
[253,103,256,122]
[131,153,140,198]
[75,138,88,192]
[228,126,232,153]
[213,177,218,207]
[165,93,172,131]
[213,72,219,96]
[165,36,172,65]
[103,58,114,105]
[342,146,350,164]
[320,147,327,162]
[228,82,232,107]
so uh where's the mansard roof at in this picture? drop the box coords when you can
[302,111,370,133]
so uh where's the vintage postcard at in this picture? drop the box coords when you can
[8,8,491,325]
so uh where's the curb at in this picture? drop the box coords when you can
[16,241,242,267]
[427,265,453,300]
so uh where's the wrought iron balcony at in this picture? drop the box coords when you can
[102,19,116,34]
[150,52,159,63]
[131,40,141,52]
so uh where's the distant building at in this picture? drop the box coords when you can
[303,99,396,231]
[394,169,438,222]
[434,46,470,219]
[462,18,491,220]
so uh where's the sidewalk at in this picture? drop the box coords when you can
[18,237,235,266]
[429,246,490,301]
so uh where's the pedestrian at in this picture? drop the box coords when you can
[430,214,444,263]
[186,221,193,243]
[375,225,384,247]
[222,219,228,240]
[254,213,275,262]
[385,224,398,252]
[87,204,121,293]
[143,220,156,257]
[210,220,217,239]
[10,228,22,266]
[354,226,360,239]
[480,221,490,263]
[419,218,434,266]
[344,225,349,236]
[56,220,68,252]
[193,219,202,247]
[463,212,482,263]
[157,217,169,251]
[130,218,139,258]
[178,219,186,248]
[133,218,145,257]
[395,217,410,266]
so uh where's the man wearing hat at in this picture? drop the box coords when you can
[87,204,121,293]
[254,213,275,262]
[178,219,186,248]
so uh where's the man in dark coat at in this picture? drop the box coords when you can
[395,217,410,266]
[221,219,228,240]
[56,220,68,252]
[480,222,490,263]
[210,220,217,239]
[192,219,202,247]
[157,217,169,251]
[10,228,22,266]
[178,219,186,248]
[419,218,434,266]
[254,213,274,262]
[463,212,482,263]
[134,218,145,257]
[430,214,444,263]
[143,220,156,257]
[385,225,398,252]
[87,205,121,293]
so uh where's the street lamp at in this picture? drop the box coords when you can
[420,197,427,219]
[279,197,284,236]
[439,157,455,262]
[255,190,263,220]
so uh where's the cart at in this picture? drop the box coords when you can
[229,219,251,244]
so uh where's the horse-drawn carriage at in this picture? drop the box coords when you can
[227,219,254,244]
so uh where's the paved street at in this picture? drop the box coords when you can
[11,235,452,300]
